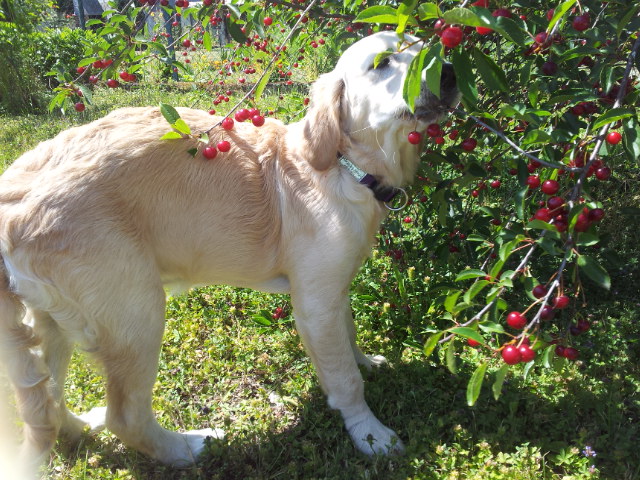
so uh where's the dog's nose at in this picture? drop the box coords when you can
[440,63,457,91]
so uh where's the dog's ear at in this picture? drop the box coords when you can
[302,72,345,171]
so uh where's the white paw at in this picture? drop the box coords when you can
[77,406,107,433]
[345,412,404,456]
[365,354,388,368]
[183,428,225,457]
[354,350,388,370]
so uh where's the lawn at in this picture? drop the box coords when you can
[1,85,639,480]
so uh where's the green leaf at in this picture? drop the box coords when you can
[373,51,393,69]
[203,31,212,51]
[187,147,198,157]
[251,314,272,326]
[492,364,509,401]
[472,48,508,93]
[417,3,441,21]
[622,116,640,161]
[396,0,418,34]
[467,362,488,406]
[443,8,483,26]
[355,5,398,24]
[464,280,489,303]
[479,321,505,334]
[526,219,556,231]
[160,103,181,126]
[173,118,191,135]
[254,64,274,100]
[592,107,635,130]
[160,131,184,140]
[227,21,248,44]
[451,49,478,106]
[424,331,444,357]
[456,269,487,281]
[444,290,462,313]
[424,43,444,100]
[547,0,577,30]
[577,255,611,290]
[446,339,457,374]
[403,46,429,111]
[449,326,485,345]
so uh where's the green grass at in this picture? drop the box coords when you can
[1,85,639,480]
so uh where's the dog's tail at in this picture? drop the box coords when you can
[0,256,57,478]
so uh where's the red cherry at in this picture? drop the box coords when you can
[460,138,477,151]
[587,208,605,222]
[507,311,527,330]
[595,166,611,180]
[532,285,547,299]
[263,16,273,26]
[89,75,99,84]
[221,117,234,130]
[408,131,422,145]
[535,32,548,45]
[563,347,579,360]
[471,0,488,6]
[534,208,552,222]
[182,39,192,48]
[426,124,442,138]
[74,102,85,112]
[526,175,541,189]
[577,318,591,332]
[106,79,119,88]
[572,14,590,32]
[467,338,481,347]
[251,115,265,127]
[519,344,536,363]
[490,180,501,188]
[547,196,564,211]
[235,108,250,122]
[76,66,86,74]
[555,345,566,357]
[492,8,511,18]
[202,146,218,159]
[546,9,555,21]
[540,305,555,321]
[476,26,493,35]
[541,179,560,195]
[605,131,622,145]
[502,345,522,365]
[403,216,412,224]
[441,26,464,48]
[574,213,591,232]
[217,140,231,152]
[542,61,558,75]
[553,295,570,309]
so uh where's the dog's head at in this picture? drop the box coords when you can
[303,32,460,173]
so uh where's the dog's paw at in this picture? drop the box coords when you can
[364,354,388,368]
[77,406,107,433]
[345,413,404,456]
[354,349,388,370]
[183,428,225,456]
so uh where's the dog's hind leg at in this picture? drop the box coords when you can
[28,310,88,442]
[289,272,404,456]
[91,280,222,466]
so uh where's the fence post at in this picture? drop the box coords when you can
[72,0,87,29]
[161,6,179,81]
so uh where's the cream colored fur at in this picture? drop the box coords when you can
[0,32,458,477]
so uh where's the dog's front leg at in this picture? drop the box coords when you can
[290,280,404,456]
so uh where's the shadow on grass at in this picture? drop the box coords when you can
[52,339,638,480]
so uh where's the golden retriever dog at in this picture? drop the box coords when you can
[0,31,458,476]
